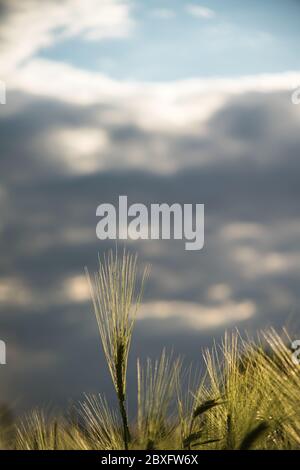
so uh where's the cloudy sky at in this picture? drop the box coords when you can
[0,0,300,414]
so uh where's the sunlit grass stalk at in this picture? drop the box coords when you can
[86,249,149,449]
[15,410,60,450]
[78,394,123,450]
[137,350,181,449]
[176,366,224,449]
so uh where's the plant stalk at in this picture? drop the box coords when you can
[118,395,130,450]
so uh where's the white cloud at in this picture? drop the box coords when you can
[139,300,256,330]
[0,273,90,308]
[221,223,267,241]
[186,4,215,19]
[0,0,133,75]
[9,58,300,133]
[0,277,32,306]
[5,57,300,176]
[233,247,300,279]
[63,275,90,303]
[48,127,109,174]
[207,284,232,302]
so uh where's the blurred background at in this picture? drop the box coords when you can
[0,0,300,415]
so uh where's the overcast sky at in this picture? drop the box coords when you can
[0,0,300,414]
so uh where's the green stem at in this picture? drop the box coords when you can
[119,395,130,450]
[116,342,131,449]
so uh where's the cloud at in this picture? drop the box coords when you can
[7,58,300,137]
[47,127,109,174]
[0,273,90,309]
[0,277,32,306]
[220,223,267,241]
[186,4,215,19]
[63,274,91,303]
[0,0,133,75]
[139,300,256,330]
[3,79,300,179]
[233,247,300,279]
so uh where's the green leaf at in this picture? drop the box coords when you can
[183,430,203,448]
[193,399,225,419]
[239,422,269,450]
[191,438,223,448]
